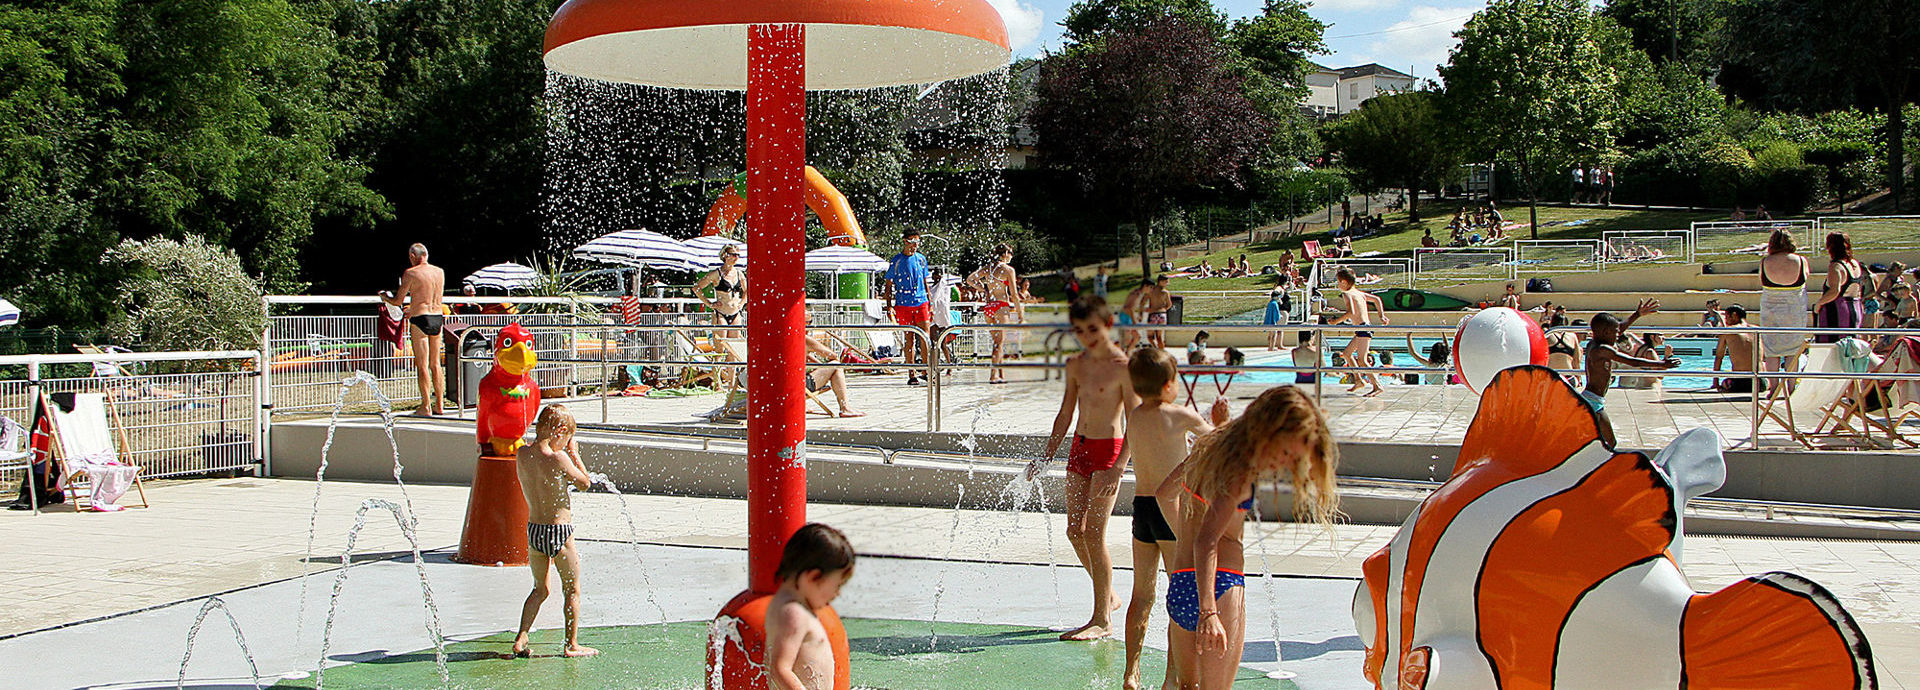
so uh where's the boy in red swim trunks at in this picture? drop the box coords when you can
[1027,296,1138,641]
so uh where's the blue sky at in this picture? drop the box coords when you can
[988,0,1490,82]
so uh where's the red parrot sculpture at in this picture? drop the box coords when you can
[476,323,540,456]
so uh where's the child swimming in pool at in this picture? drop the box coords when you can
[765,523,856,690]
[1026,295,1139,641]
[1120,348,1230,690]
[1155,387,1339,689]
[512,404,599,658]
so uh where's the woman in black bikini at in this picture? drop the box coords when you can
[1758,230,1810,371]
[1544,313,1581,374]
[694,245,747,331]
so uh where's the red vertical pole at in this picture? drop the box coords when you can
[744,22,807,597]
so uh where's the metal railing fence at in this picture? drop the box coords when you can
[1691,219,1817,257]
[0,350,262,495]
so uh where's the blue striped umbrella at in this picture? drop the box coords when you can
[572,229,701,271]
[681,236,748,271]
[804,246,889,273]
[0,298,17,327]
[463,263,540,291]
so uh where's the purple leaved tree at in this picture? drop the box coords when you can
[1031,17,1272,280]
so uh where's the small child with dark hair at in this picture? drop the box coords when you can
[1583,299,1678,447]
[765,523,856,690]
[1186,331,1212,365]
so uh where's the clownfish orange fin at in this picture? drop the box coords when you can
[1456,365,1602,477]
[1681,572,1875,689]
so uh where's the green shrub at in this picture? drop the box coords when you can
[102,236,266,356]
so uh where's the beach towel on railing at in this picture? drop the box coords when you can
[1835,337,1875,374]
[48,393,138,511]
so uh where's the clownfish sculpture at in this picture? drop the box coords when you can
[476,323,540,457]
[1354,365,1875,689]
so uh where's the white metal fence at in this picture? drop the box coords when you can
[1310,258,1415,291]
[1817,215,1920,251]
[1691,219,1817,257]
[1414,247,1515,285]
[1513,239,1603,275]
[1601,229,1695,265]
[1,351,261,494]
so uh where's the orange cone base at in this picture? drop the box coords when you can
[709,589,851,690]
[453,454,530,566]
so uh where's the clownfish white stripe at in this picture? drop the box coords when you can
[1381,499,1417,687]
[1553,556,1688,688]
[1408,441,1618,683]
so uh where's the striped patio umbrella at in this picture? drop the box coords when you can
[681,236,748,271]
[572,229,702,271]
[464,263,541,291]
[0,298,17,327]
[804,246,889,273]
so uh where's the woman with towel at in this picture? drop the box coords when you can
[1758,230,1810,374]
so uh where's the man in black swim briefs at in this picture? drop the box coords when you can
[382,243,447,415]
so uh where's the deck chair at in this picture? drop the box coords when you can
[44,392,147,512]
[1808,338,1911,447]
[1756,343,1840,448]
[1301,240,1324,260]
[671,329,729,390]
[1878,337,1920,434]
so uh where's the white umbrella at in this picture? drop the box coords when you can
[804,246,889,273]
[0,298,18,327]
[572,229,702,271]
[463,263,540,291]
[681,236,748,271]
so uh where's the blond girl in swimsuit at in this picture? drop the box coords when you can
[1155,387,1338,689]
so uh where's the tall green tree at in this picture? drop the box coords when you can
[1716,0,1919,211]
[1031,17,1272,273]
[1601,0,1719,66]
[1061,0,1226,45]
[1326,91,1458,220]
[1441,0,1624,237]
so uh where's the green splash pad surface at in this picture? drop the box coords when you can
[274,618,1292,689]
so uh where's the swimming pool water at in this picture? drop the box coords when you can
[1234,337,1729,390]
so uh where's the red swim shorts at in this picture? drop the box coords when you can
[1067,435,1124,477]
[893,304,930,326]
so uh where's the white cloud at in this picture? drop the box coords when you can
[1352,5,1476,81]
[986,0,1045,53]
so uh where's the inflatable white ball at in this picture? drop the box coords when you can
[1452,307,1548,394]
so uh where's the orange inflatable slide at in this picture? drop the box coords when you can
[701,166,866,247]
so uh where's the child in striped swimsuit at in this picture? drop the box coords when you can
[513,404,600,658]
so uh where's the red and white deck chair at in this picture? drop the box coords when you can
[44,392,148,512]
[1873,336,1920,442]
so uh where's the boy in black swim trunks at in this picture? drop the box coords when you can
[512,405,599,658]
[1120,348,1228,690]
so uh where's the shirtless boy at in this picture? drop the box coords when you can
[1121,348,1229,689]
[512,405,599,658]
[1135,275,1174,349]
[1328,268,1389,397]
[1584,299,1679,447]
[381,243,447,415]
[1712,304,1759,395]
[765,523,856,690]
[1025,296,1138,640]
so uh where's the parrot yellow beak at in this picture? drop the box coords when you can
[496,342,537,376]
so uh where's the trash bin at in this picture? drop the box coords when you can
[458,328,494,409]
[1168,295,1185,325]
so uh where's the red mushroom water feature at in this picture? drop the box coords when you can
[543,2,1008,686]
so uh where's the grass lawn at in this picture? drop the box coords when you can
[1080,200,1732,320]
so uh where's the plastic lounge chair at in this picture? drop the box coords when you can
[44,392,147,512]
